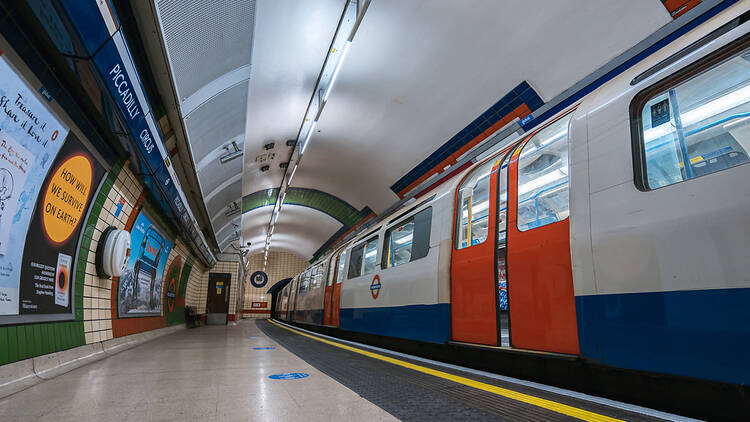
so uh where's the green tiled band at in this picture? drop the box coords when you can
[242,187,367,228]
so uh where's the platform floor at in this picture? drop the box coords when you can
[0,319,696,421]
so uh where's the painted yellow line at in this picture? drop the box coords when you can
[269,320,622,422]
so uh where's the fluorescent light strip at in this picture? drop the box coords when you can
[300,120,317,155]
[323,41,351,102]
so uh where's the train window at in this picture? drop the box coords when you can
[383,207,433,269]
[634,46,750,190]
[362,236,379,275]
[516,113,573,231]
[455,159,495,249]
[336,250,347,283]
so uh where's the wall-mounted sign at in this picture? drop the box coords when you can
[18,135,104,316]
[0,52,74,317]
[117,211,173,317]
[250,271,268,288]
[251,301,267,309]
[163,256,182,313]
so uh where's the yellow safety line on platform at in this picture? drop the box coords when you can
[268,320,622,422]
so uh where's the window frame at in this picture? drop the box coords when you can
[347,235,379,279]
[630,34,750,191]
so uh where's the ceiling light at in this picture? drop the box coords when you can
[219,141,242,163]
[300,120,317,155]
[323,41,351,102]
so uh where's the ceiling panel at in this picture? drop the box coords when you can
[156,0,255,101]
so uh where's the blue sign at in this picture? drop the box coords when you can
[520,113,534,125]
[252,347,275,350]
[269,372,309,380]
[250,271,268,288]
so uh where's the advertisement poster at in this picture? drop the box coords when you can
[118,211,173,317]
[18,135,104,316]
[0,53,70,315]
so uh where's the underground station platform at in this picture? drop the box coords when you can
[0,319,721,421]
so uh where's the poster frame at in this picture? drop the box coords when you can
[116,208,173,319]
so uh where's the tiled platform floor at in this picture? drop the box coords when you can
[0,320,395,421]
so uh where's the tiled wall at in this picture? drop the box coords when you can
[243,251,308,318]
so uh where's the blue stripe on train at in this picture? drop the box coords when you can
[340,303,451,343]
[576,287,750,385]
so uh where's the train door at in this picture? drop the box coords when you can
[451,156,503,345]
[506,113,580,354]
[332,249,347,326]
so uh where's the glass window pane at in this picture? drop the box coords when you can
[517,114,572,231]
[362,237,379,275]
[386,219,415,268]
[455,157,499,249]
[639,48,750,189]
[336,250,347,283]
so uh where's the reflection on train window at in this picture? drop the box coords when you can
[336,250,347,283]
[517,113,572,231]
[299,270,310,292]
[637,48,750,189]
[312,265,323,288]
[383,207,433,269]
[456,158,496,249]
[348,236,378,278]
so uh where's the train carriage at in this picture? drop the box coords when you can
[274,3,750,387]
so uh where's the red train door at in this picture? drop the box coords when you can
[323,256,337,325]
[450,155,504,345]
[506,113,579,354]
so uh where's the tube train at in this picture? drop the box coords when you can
[275,5,750,387]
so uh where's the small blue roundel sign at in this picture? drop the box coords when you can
[269,372,309,380]
[250,271,268,288]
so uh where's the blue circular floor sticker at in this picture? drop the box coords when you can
[269,372,309,380]
[250,271,268,288]
[253,347,275,350]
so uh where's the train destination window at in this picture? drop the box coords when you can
[635,46,750,190]
[383,207,433,269]
[456,158,495,249]
[517,113,572,231]
[336,250,348,283]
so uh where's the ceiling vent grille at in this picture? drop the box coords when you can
[156,0,256,101]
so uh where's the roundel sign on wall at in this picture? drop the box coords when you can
[251,271,268,288]
[164,257,182,313]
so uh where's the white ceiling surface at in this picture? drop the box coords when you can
[241,206,341,257]
[230,0,672,259]
[155,0,256,252]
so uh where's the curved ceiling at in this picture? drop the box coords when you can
[146,0,676,260]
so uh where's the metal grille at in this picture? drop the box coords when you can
[156,0,256,101]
